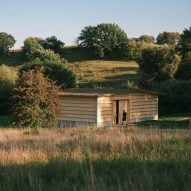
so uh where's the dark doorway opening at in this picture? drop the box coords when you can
[116,100,119,124]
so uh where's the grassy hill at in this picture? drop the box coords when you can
[0,48,139,88]
[0,50,24,66]
[69,60,139,88]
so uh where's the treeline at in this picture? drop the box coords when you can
[0,24,191,127]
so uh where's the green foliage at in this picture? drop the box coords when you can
[139,45,180,84]
[175,60,191,80]
[20,61,76,88]
[41,36,65,55]
[177,26,191,60]
[77,23,130,59]
[22,37,76,88]
[22,37,44,61]
[128,39,154,61]
[0,115,14,127]
[0,65,17,115]
[23,37,63,62]
[154,80,191,114]
[156,32,180,46]
[13,68,60,128]
[138,35,155,43]
[0,32,16,54]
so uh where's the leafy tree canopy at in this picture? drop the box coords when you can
[156,32,180,46]
[41,36,65,55]
[175,60,191,80]
[139,45,180,84]
[23,37,66,62]
[77,23,130,59]
[0,32,16,54]
[128,38,154,61]
[20,60,76,88]
[177,26,191,60]
[138,35,155,43]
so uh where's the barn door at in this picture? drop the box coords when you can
[113,100,129,125]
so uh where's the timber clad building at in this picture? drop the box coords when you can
[57,89,159,127]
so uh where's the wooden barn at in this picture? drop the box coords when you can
[57,88,159,127]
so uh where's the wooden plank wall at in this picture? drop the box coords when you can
[58,96,97,123]
[129,93,158,122]
[97,96,113,127]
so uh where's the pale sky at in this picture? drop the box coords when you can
[1,0,191,48]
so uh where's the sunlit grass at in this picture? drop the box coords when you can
[69,60,139,88]
[0,127,190,166]
[0,126,191,190]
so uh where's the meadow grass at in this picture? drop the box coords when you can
[0,50,24,66]
[69,60,139,88]
[0,126,190,190]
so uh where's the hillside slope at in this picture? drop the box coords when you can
[0,48,139,88]
[69,60,139,88]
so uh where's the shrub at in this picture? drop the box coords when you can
[13,68,60,128]
[155,80,191,114]
[0,65,17,115]
[20,60,76,88]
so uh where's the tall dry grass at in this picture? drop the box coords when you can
[0,127,190,166]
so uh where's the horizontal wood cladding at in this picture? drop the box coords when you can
[129,93,156,98]
[131,109,157,115]
[58,117,96,122]
[60,106,95,112]
[60,114,96,120]
[61,110,95,115]
[131,105,157,112]
[131,101,157,109]
[129,93,158,122]
[131,115,158,123]
[131,112,157,117]
[97,96,113,125]
[58,96,97,122]
[60,102,95,108]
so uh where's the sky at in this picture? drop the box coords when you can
[1,0,191,48]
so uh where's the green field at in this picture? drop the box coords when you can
[0,124,190,191]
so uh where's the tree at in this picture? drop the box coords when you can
[77,23,130,59]
[128,38,154,61]
[177,26,191,60]
[175,60,191,80]
[23,37,67,62]
[139,45,180,85]
[156,80,191,113]
[139,35,155,43]
[0,65,17,115]
[41,36,65,55]
[175,27,191,80]
[0,32,16,54]
[20,60,76,88]
[22,37,44,61]
[22,37,76,88]
[156,32,180,46]
[13,68,60,128]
